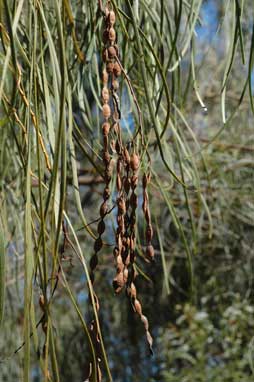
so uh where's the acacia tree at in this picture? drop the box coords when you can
[0,1,254,381]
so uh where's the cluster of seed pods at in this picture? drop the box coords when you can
[88,4,154,374]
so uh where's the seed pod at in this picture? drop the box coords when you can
[146,244,155,260]
[143,174,148,188]
[116,255,124,272]
[113,272,124,293]
[145,208,151,223]
[102,122,110,136]
[124,147,130,164]
[115,140,121,154]
[108,10,116,25]
[100,202,108,217]
[131,174,138,188]
[102,104,111,119]
[104,6,110,18]
[117,198,126,214]
[129,283,136,299]
[106,61,114,73]
[146,225,153,242]
[117,236,123,252]
[94,237,103,252]
[102,69,108,84]
[130,193,138,208]
[117,174,122,191]
[102,87,110,103]
[105,171,111,183]
[117,215,125,232]
[113,62,121,77]
[125,254,130,266]
[134,299,142,315]
[117,159,122,173]
[103,151,111,164]
[108,46,116,58]
[130,236,136,251]
[130,153,139,171]
[103,187,110,200]
[123,177,131,194]
[90,254,98,270]
[97,220,106,235]
[123,268,128,283]
[103,135,108,149]
[108,28,116,42]
[141,314,149,331]
[142,198,148,214]
[112,79,119,90]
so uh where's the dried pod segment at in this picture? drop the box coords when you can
[142,172,154,261]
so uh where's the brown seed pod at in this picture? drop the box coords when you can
[141,314,149,331]
[146,225,153,242]
[112,79,119,91]
[129,283,137,299]
[102,104,111,119]
[123,268,128,283]
[145,208,151,223]
[108,10,116,25]
[117,174,122,191]
[103,151,111,165]
[108,46,116,58]
[104,6,110,18]
[113,62,121,77]
[131,174,138,188]
[146,244,155,260]
[102,122,110,136]
[123,147,131,164]
[117,198,126,214]
[102,69,109,84]
[102,87,110,103]
[94,237,103,252]
[97,220,106,235]
[106,61,114,73]
[90,254,98,270]
[116,255,124,272]
[113,272,124,293]
[143,173,149,188]
[130,153,140,171]
[103,187,110,200]
[130,236,136,251]
[130,193,138,208]
[134,299,142,315]
[123,177,131,194]
[100,202,108,217]
[108,27,116,42]
[125,254,130,266]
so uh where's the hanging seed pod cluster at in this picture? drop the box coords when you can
[89,2,155,366]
